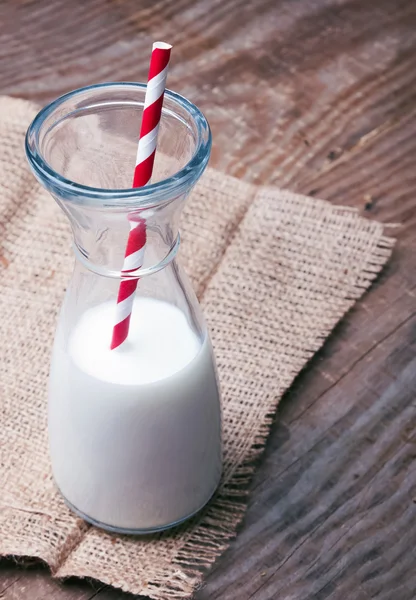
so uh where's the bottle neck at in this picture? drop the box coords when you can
[58,194,185,279]
[73,231,181,279]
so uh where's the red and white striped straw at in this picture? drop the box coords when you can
[110,41,172,350]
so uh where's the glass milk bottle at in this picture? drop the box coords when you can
[25,83,222,533]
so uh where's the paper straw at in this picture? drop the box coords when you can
[110,41,172,350]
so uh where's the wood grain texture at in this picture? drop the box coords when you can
[1,0,416,598]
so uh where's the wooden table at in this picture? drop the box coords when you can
[1,0,416,598]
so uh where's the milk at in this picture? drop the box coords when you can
[48,298,222,532]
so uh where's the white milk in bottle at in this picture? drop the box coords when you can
[48,297,222,532]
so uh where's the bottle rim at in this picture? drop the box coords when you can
[25,82,212,208]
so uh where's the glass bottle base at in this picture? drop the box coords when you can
[60,479,220,535]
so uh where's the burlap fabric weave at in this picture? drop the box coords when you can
[0,96,394,599]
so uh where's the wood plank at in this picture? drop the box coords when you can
[0,561,22,595]
[0,563,103,600]
[1,0,416,599]
[196,313,416,599]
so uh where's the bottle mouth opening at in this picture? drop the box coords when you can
[25,82,212,208]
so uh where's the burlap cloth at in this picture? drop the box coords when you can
[0,96,395,599]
